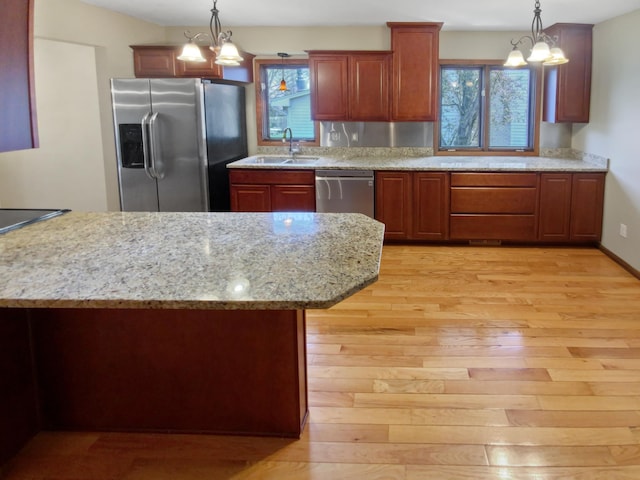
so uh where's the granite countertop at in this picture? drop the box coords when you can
[0,212,385,310]
[228,154,608,172]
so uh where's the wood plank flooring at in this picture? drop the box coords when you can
[3,245,640,479]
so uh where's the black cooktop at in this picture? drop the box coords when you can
[0,209,69,235]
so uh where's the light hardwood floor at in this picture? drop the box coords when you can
[4,245,640,479]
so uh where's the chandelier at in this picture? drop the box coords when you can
[504,0,569,67]
[177,0,243,66]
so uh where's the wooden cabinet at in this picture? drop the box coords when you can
[387,22,443,121]
[571,173,605,241]
[231,184,271,212]
[230,169,315,212]
[543,23,593,123]
[375,172,412,240]
[308,54,348,121]
[1,0,38,152]
[133,46,177,77]
[450,173,539,241]
[375,171,449,241]
[131,45,255,83]
[308,52,390,121]
[538,173,605,242]
[308,23,441,122]
[376,170,604,244]
[271,185,316,212]
[349,54,391,121]
[539,173,573,241]
[413,173,450,240]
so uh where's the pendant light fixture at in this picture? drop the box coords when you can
[278,52,290,91]
[177,0,243,66]
[504,0,569,67]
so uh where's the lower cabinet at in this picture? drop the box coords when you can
[449,172,538,241]
[376,170,605,244]
[539,172,605,242]
[375,171,449,241]
[230,169,315,212]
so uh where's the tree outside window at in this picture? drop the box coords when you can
[256,60,317,145]
[439,63,537,153]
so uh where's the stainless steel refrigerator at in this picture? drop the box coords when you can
[111,78,247,212]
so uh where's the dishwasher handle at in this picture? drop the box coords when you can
[315,169,374,179]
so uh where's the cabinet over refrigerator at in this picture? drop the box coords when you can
[111,78,247,212]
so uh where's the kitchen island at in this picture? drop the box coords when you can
[0,212,384,465]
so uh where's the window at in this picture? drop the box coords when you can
[438,62,539,154]
[255,59,318,146]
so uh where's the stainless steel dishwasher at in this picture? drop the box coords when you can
[315,170,375,218]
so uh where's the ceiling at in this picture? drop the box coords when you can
[80,0,640,30]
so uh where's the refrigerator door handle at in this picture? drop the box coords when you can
[148,112,163,179]
[140,112,155,180]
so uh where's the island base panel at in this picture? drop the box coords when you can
[30,308,308,438]
[0,309,40,466]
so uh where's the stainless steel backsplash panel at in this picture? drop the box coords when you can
[321,122,433,148]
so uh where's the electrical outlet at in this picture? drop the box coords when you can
[619,223,628,238]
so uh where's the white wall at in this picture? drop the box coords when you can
[572,10,640,271]
[0,39,106,210]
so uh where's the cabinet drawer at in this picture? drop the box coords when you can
[451,187,537,214]
[450,214,536,240]
[229,169,314,185]
[451,173,537,187]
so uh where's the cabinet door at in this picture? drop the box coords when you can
[272,185,315,212]
[309,55,349,120]
[539,173,572,241]
[133,47,176,77]
[570,173,605,242]
[413,173,449,240]
[375,172,412,240]
[388,23,442,121]
[230,185,271,212]
[349,54,390,121]
[543,23,593,123]
[175,47,222,78]
[1,0,37,152]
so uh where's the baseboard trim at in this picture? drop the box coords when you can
[599,244,640,280]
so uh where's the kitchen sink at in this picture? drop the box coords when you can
[250,156,319,166]
[251,156,291,164]
[285,157,319,165]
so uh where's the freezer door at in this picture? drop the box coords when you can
[111,79,159,212]
[150,79,209,212]
[204,82,248,211]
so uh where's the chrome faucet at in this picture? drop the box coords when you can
[282,128,299,156]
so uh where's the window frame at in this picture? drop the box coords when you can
[254,58,319,147]
[435,59,542,156]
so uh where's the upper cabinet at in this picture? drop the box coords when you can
[388,22,443,122]
[308,22,441,122]
[308,51,390,121]
[0,0,38,153]
[543,23,593,123]
[308,54,349,121]
[131,45,255,83]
